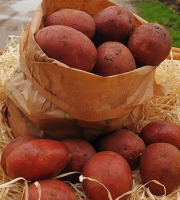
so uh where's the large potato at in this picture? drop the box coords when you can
[93,41,136,76]
[82,151,133,200]
[139,120,180,150]
[95,129,146,169]
[21,179,77,200]
[1,134,38,173]
[44,8,95,39]
[140,143,180,195]
[62,138,96,182]
[128,23,171,67]
[94,5,135,43]
[5,139,69,181]
[35,25,97,72]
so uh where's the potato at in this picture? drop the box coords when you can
[21,179,77,200]
[35,25,97,72]
[62,138,96,182]
[1,134,38,173]
[93,41,136,76]
[44,8,95,39]
[95,129,146,169]
[140,143,180,195]
[128,23,171,67]
[94,5,135,43]
[139,120,180,150]
[82,151,133,200]
[5,139,69,181]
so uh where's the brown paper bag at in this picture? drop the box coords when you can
[6,68,144,141]
[19,0,165,124]
[6,98,43,138]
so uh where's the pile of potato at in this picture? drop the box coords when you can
[2,120,180,199]
[35,5,171,76]
[2,5,177,200]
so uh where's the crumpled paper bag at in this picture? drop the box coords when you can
[5,68,147,141]
[19,0,165,123]
[5,0,167,140]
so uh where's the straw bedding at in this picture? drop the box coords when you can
[0,36,180,200]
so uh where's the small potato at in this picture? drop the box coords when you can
[1,134,38,173]
[128,23,171,67]
[45,8,95,39]
[82,151,133,200]
[5,139,69,181]
[21,179,77,200]
[94,5,135,43]
[35,25,97,72]
[95,129,146,169]
[93,41,136,76]
[140,143,180,195]
[139,120,180,150]
[62,138,96,182]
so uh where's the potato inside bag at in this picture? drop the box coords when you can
[19,0,166,125]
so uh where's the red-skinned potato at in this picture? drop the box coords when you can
[95,129,146,169]
[35,25,97,72]
[21,179,77,200]
[94,5,135,43]
[82,151,133,200]
[139,120,180,150]
[128,23,171,67]
[93,41,136,76]
[62,138,96,182]
[1,134,39,173]
[5,139,69,181]
[44,8,95,39]
[140,143,180,195]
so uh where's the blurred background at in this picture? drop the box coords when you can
[0,0,41,49]
[0,0,179,50]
